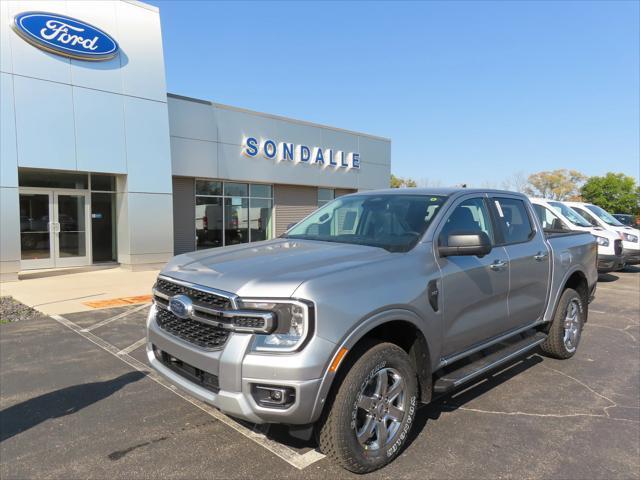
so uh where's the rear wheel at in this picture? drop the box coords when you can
[540,288,584,359]
[318,342,418,473]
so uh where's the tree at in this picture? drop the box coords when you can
[390,174,417,188]
[501,171,528,193]
[581,173,640,215]
[525,169,586,200]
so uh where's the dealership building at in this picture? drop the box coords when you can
[0,1,390,281]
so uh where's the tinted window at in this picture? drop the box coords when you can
[493,198,534,244]
[440,198,493,244]
[250,184,272,198]
[223,182,248,197]
[19,169,87,189]
[91,174,115,191]
[196,180,222,196]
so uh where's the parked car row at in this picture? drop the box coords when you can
[530,198,639,272]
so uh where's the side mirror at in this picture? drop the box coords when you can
[286,223,297,231]
[439,231,492,257]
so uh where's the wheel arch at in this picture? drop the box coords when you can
[546,268,590,326]
[310,310,434,423]
[562,270,590,320]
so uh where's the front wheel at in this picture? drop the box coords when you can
[318,342,418,473]
[540,288,585,359]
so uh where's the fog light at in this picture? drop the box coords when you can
[252,384,295,408]
[270,390,282,401]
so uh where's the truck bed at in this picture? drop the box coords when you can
[543,230,597,323]
[543,229,590,239]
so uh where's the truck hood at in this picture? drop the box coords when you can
[160,239,392,298]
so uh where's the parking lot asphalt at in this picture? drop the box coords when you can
[1,268,638,479]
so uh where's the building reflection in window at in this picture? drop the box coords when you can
[195,181,272,249]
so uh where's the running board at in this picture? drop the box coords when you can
[433,331,547,394]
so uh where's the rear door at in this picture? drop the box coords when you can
[434,195,510,357]
[489,195,550,329]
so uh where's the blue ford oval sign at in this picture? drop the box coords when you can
[12,11,119,61]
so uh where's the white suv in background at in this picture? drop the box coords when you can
[565,201,640,266]
[530,198,624,272]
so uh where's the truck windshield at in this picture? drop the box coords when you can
[548,202,592,228]
[586,205,624,226]
[284,194,448,252]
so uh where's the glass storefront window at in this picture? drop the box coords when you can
[19,193,51,260]
[250,198,273,242]
[250,184,272,198]
[195,180,273,249]
[224,182,248,197]
[90,174,116,192]
[196,180,222,196]
[19,169,88,189]
[318,188,335,207]
[196,196,223,249]
[224,197,249,245]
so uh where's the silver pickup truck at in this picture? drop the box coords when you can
[147,189,597,472]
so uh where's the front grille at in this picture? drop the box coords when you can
[614,239,623,256]
[155,278,232,309]
[156,308,230,349]
[153,345,219,393]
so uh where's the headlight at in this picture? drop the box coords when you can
[623,233,639,243]
[239,299,314,353]
[594,235,609,247]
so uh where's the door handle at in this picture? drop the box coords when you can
[534,251,548,261]
[490,259,507,271]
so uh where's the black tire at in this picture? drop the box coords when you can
[318,342,418,473]
[540,288,584,359]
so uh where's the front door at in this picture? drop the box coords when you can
[19,189,91,269]
[435,195,511,357]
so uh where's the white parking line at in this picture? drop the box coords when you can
[81,303,150,332]
[117,337,148,356]
[51,313,325,470]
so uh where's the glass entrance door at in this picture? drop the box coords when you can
[19,189,91,269]
[19,191,54,269]
[54,192,90,267]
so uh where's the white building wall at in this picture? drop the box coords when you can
[0,0,173,279]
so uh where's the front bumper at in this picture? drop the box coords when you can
[146,305,335,424]
[597,253,625,273]
[623,249,640,265]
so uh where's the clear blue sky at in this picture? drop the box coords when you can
[148,0,639,187]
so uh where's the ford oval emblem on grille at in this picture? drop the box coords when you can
[168,295,193,319]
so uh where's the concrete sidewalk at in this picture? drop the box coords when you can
[0,267,158,314]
